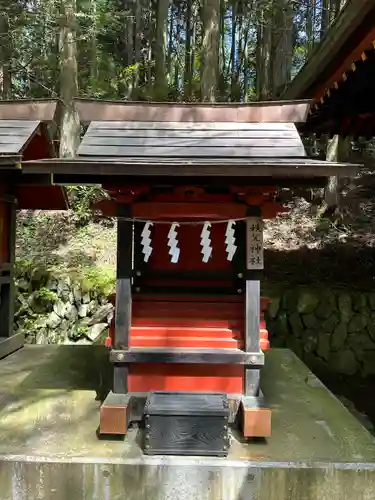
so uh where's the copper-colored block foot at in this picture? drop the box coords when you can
[99,392,130,435]
[241,394,271,438]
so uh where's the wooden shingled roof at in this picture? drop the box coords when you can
[21,99,359,183]
[0,120,41,155]
[77,121,307,159]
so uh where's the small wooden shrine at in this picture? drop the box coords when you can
[0,99,68,361]
[21,98,357,444]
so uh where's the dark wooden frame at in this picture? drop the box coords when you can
[113,204,133,394]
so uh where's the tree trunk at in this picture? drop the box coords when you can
[126,0,134,67]
[256,1,272,100]
[59,0,80,158]
[320,0,330,39]
[90,0,98,84]
[306,0,314,54]
[0,11,11,99]
[230,1,237,100]
[201,0,220,102]
[184,0,193,98]
[154,0,169,100]
[271,0,293,98]
[319,135,351,217]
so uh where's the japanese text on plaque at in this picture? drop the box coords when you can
[246,217,264,270]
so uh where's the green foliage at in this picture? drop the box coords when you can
[36,287,58,303]
[66,185,107,225]
[1,0,342,103]
[15,258,34,280]
[74,266,115,297]
[70,324,89,341]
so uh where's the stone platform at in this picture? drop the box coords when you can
[0,346,375,500]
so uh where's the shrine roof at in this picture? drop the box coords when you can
[0,100,68,210]
[20,99,359,182]
[77,121,307,159]
[0,120,41,158]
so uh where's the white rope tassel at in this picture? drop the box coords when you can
[167,223,180,264]
[200,222,212,263]
[225,220,237,261]
[141,222,153,262]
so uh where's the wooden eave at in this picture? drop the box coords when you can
[283,0,375,100]
[21,156,359,181]
[0,98,59,121]
[303,43,375,135]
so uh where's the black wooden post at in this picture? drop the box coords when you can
[0,189,23,360]
[113,203,133,394]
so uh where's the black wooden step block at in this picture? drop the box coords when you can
[143,391,230,457]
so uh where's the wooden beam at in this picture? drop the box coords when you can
[21,158,360,178]
[74,98,311,124]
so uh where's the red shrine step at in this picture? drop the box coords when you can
[130,326,240,349]
[129,323,269,350]
[109,296,270,350]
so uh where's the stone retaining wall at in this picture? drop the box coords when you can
[14,266,114,346]
[265,287,375,377]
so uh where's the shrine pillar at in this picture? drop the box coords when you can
[0,183,22,359]
[100,203,133,434]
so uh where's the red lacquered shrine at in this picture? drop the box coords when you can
[22,98,357,439]
[0,99,69,361]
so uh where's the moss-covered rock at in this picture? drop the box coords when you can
[360,306,371,318]
[368,293,375,311]
[338,293,352,316]
[273,312,290,337]
[285,337,303,359]
[315,290,337,320]
[302,312,319,329]
[301,329,318,353]
[347,335,365,360]
[331,323,347,351]
[352,293,367,312]
[316,333,331,361]
[321,312,340,333]
[288,312,304,338]
[367,321,375,342]
[362,351,375,376]
[296,290,319,314]
[339,311,351,324]
[30,266,50,290]
[348,314,368,333]
[282,289,298,311]
[268,297,280,319]
[330,349,358,375]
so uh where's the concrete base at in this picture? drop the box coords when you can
[0,346,375,499]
